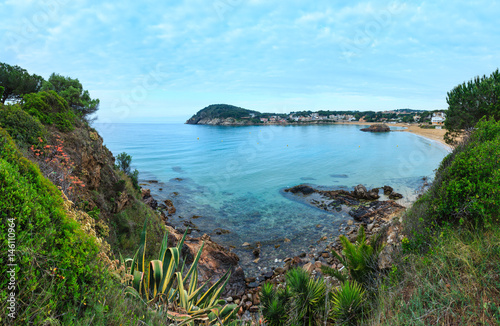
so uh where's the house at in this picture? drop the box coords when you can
[260,118,268,123]
[413,115,421,122]
[431,112,446,125]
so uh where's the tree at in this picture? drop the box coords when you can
[116,152,139,189]
[42,73,99,118]
[0,62,44,104]
[445,69,500,144]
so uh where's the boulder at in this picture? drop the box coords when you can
[389,192,403,200]
[382,185,393,195]
[360,124,390,132]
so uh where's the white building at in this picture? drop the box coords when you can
[431,112,446,125]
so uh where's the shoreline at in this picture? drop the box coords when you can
[334,121,452,150]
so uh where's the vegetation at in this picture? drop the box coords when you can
[0,104,47,147]
[322,226,384,290]
[22,90,77,132]
[261,268,327,326]
[116,152,140,190]
[445,69,500,143]
[121,219,239,325]
[42,73,100,119]
[0,127,102,323]
[0,62,43,104]
[187,104,260,123]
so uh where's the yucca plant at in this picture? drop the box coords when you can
[286,268,327,326]
[322,225,384,288]
[121,218,238,325]
[261,268,326,326]
[330,280,365,325]
[260,282,291,326]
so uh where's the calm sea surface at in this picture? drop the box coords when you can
[95,123,449,275]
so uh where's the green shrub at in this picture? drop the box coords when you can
[21,90,76,132]
[0,104,47,147]
[429,118,500,228]
[322,225,384,289]
[261,268,326,326]
[0,127,107,324]
[330,280,365,325]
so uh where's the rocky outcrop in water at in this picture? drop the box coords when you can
[360,124,390,132]
[283,183,405,217]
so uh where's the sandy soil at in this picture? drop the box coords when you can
[336,121,451,150]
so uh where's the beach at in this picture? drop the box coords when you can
[336,121,451,150]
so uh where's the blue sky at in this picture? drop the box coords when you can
[1,0,499,123]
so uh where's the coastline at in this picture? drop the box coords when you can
[335,121,452,150]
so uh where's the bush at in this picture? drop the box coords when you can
[0,104,47,147]
[429,118,500,228]
[0,127,105,324]
[21,90,77,132]
[261,268,327,326]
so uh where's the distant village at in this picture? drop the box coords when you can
[251,110,447,126]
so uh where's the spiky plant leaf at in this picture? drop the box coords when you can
[330,280,365,325]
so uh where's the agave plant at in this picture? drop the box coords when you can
[321,225,384,288]
[330,280,365,325]
[121,218,238,325]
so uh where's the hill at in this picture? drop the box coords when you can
[186,104,261,125]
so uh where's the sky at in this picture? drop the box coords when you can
[1,0,500,123]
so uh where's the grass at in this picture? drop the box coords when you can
[371,227,500,325]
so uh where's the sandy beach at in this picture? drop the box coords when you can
[336,121,451,150]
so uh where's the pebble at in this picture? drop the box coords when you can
[234,299,241,305]
[347,220,354,226]
[226,297,233,302]
[253,258,260,263]
[242,242,251,247]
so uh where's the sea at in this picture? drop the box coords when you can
[94,123,449,276]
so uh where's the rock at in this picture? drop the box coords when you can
[378,245,394,269]
[347,220,354,226]
[234,299,241,305]
[389,192,403,200]
[214,228,230,235]
[360,124,390,132]
[284,238,291,242]
[263,271,274,280]
[274,267,285,275]
[382,185,393,195]
[253,258,260,263]
[249,305,259,313]
[252,248,260,257]
[226,297,233,302]
[349,200,405,223]
[247,282,259,288]
[303,262,314,273]
[284,184,316,195]
[299,252,307,258]
[274,244,280,249]
[245,277,256,283]
[321,252,330,258]
[242,242,251,247]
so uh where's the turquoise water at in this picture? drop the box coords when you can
[95,123,449,275]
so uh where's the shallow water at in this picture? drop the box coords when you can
[95,123,448,276]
